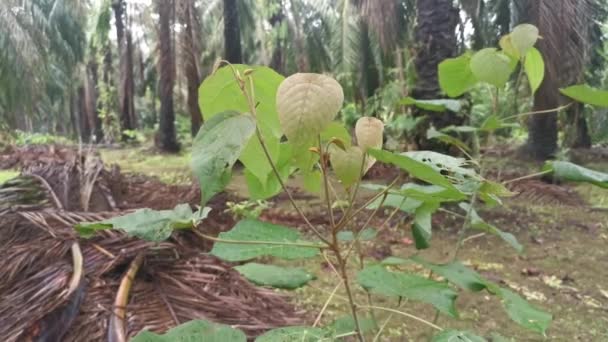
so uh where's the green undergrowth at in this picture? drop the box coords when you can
[281,198,608,341]
[100,147,192,184]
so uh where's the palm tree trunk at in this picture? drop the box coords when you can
[412,0,460,151]
[156,0,180,153]
[518,0,591,159]
[112,0,136,138]
[178,0,203,137]
[223,0,242,63]
[85,60,103,143]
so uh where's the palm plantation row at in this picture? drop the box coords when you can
[1,0,607,159]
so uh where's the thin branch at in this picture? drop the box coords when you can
[193,229,326,249]
[503,169,552,184]
[313,280,343,327]
[503,103,574,121]
[359,305,444,332]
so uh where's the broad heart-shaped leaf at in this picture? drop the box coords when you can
[524,48,544,94]
[495,288,552,335]
[470,48,514,87]
[500,34,520,59]
[459,203,523,253]
[198,65,284,187]
[244,143,294,200]
[276,73,344,159]
[131,319,246,342]
[210,219,320,261]
[432,330,487,342]
[329,145,365,188]
[410,257,489,292]
[438,53,478,97]
[234,263,315,289]
[401,97,462,112]
[559,84,608,107]
[412,202,439,250]
[192,111,256,205]
[510,23,540,57]
[368,149,459,192]
[357,265,459,317]
[355,116,384,151]
[255,326,327,342]
[544,160,608,188]
[75,204,209,242]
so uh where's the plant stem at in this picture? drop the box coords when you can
[313,280,343,327]
[335,176,401,232]
[359,305,443,332]
[503,103,573,122]
[319,136,336,229]
[503,169,552,184]
[333,246,364,342]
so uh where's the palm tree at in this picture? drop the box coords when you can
[515,0,593,158]
[155,0,180,152]
[178,0,203,136]
[412,0,460,150]
[223,0,242,63]
[112,0,137,138]
[0,0,86,133]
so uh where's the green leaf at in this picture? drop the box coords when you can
[75,204,208,242]
[495,288,552,335]
[192,111,256,204]
[368,149,459,192]
[131,319,246,342]
[410,257,489,292]
[412,202,439,249]
[210,219,320,261]
[277,73,344,171]
[470,48,514,87]
[255,327,327,342]
[199,65,284,186]
[404,151,479,181]
[478,180,516,206]
[524,48,544,94]
[234,263,315,289]
[245,143,294,200]
[398,183,467,203]
[401,97,462,112]
[337,227,378,242]
[432,330,487,342]
[330,146,364,188]
[357,265,459,317]
[459,203,523,253]
[438,53,478,97]
[500,34,520,59]
[329,315,377,336]
[544,161,608,188]
[320,121,352,147]
[427,127,471,152]
[510,24,540,56]
[302,169,322,194]
[559,84,608,107]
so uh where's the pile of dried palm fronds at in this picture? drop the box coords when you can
[0,147,304,341]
